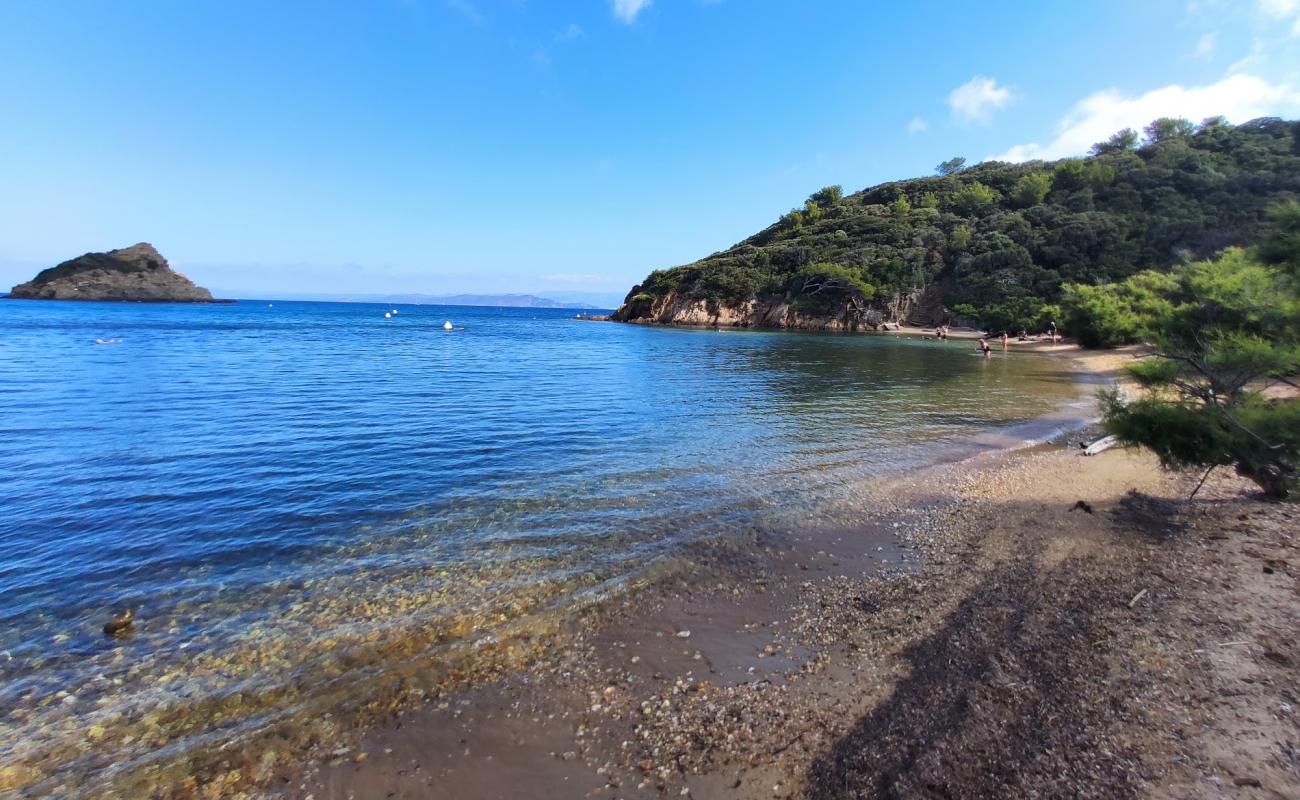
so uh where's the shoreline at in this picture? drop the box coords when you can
[17,342,1290,798]
[0,325,1097,799]
[598,315,1083,357]
[282,344,1300,799]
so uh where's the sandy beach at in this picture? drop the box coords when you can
[266,346,1298,800]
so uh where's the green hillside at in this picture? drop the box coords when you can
[619,117,1300,332]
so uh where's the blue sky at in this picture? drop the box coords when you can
[2,0,1299,303]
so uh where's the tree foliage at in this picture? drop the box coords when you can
[1256,200,1300,274]
[1091,128,1139,155]
[809,185,843,207]
[1143,117,1197,143]
[1100,236,1300,497]
[1060,270,1177,348]
[936,157,967,176]
[1010,172,1053,208]
[950,181,999,214]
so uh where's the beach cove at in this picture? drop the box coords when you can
[6,4,1300,797]
[0,303,1293,797]
[1,300,1096,796]
[290,348,1299,800]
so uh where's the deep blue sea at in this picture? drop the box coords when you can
[0,299,1087,794]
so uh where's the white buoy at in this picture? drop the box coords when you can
[392,309,398,314]
[443,320,453,331]
[385,312,392,319]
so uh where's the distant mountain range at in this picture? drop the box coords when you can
[364,293,598,308]
[210,291,620,309]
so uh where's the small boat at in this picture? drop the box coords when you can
[94,338,122,345]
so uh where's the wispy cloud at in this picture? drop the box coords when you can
[907,116,928,134]
[992,73,1300,162]
[1194,31,1217,58]
[443,0,482,24]
[947,76,1015,125]
[611,0,652,24]
[556,23,585,42]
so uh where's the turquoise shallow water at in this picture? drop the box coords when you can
[0,299,1086,793]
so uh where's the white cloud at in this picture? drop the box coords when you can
[1257,0,1300,33]
[907,116,929,134]
[1194,31,1217,57]
[1258,0,1298,18]
[611,0,652,24]
[992,73,1300,162]
[947,76,1015,125]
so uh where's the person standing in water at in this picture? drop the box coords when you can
[1000,331,1009,349]
[978,337,992,356]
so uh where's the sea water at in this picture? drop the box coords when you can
[0,299,1086,794]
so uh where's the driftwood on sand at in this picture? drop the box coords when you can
[1082,435,1120,456]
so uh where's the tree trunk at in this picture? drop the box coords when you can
[1235,461,1291,499]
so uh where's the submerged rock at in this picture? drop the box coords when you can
[8,243,216,302]
[103,609,134,636]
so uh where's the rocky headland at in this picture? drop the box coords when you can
[6,243,216,302]
[611,118,1300,333]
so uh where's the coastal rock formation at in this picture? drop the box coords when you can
[612,291,875,330]
[7,243,214,302]
[611,286,936,331]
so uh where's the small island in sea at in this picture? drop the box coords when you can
[6,242,216,302]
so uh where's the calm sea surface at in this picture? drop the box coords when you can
[0,299,1087,794]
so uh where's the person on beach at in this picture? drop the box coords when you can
[1048,320,1058,344]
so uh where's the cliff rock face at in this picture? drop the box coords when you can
[611,285,942,330]
[8,243,214,302]
[612,291,888,330]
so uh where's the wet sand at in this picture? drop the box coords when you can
[269,345,1299,800]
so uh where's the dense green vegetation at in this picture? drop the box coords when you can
[1099,206,1300,498]
[628,117,1300,333]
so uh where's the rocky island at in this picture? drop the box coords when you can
[7,243,216,302]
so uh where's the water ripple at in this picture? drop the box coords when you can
[0,299,1082,795]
